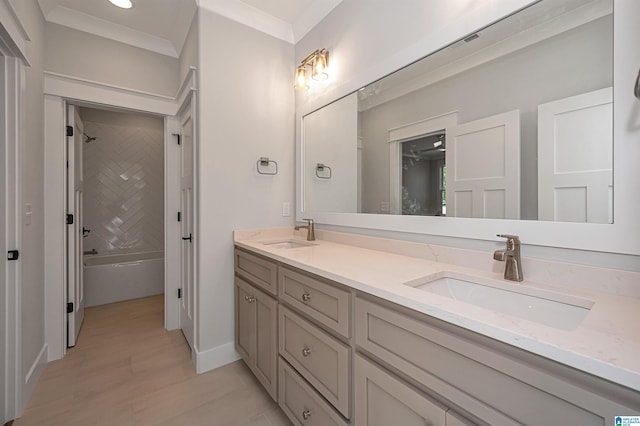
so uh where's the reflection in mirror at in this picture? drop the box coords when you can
[302,0,613,223]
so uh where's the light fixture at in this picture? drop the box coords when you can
[109,0,133,9]
[295,49,329,90]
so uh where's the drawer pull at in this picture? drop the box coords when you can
[302,409,312,420]
[244,295,256,303]
[302,346,311,357]
[302,292,312,302]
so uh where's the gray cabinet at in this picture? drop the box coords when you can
[279,266,351,338]
[279,305,351,417]
[234,276,278,401]
[354,354,446,426]
[235,249,278,295]
[279,358,349,426]
[354,296,640,425]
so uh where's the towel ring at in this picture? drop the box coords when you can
[257,157,278,175]
[316,163,332,179]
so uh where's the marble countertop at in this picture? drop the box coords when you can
[234,227,640,393]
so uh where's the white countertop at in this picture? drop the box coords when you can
[234,227,640,393]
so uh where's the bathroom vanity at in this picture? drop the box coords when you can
[234,228,640,425]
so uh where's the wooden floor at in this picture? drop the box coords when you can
[15,295,290,426]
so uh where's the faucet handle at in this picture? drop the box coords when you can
[302,218,314,225]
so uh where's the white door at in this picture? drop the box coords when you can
[1,52,21,425]
[538,88,613,223]
[178,95,195,350]
[446,110,520,219]
[67,105,85,347]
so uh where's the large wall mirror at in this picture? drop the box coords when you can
[302,0,613,224]
[297,0,639,256]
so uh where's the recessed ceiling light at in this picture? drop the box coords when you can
[109,0,133,9]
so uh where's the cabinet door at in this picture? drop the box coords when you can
[235,277,256,364]
[354,354,446,426]
[254,291,278,401]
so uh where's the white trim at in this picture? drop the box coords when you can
[22,344,47,407]
[43,71,177,116]
[387,112,458,215]
[0,0,29,63]
[45,6,178,58]
[195,342,240,374]
[197,0,293,44]
[176,67,197,111]
[3,0,31,42]
[43,95,66,362]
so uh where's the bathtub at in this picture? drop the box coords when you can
[84,250,164,307]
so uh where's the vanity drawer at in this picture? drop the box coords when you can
[279,305,351,417]
[279,358,349,426]
[354,354,446,426]
[234,249,278,295]
[279,267,351,338]
[355,297,617,425]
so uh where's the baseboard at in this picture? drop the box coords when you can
[23,344,48,411]
[195,341,240,374]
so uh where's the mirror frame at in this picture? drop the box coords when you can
[296,0,640,256]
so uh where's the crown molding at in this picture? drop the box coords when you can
[46,6,179,57]
[197,0,294,43]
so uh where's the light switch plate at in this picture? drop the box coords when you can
[282,202,290,217]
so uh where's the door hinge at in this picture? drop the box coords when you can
[66,214,74,225]
[66,302,74,313]
[66,126,73,137]
[177,212,181,222]
[178,288,182,299]
[173,133,181,145]
[7,250,19,261]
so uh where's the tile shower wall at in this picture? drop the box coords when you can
[82,109,164,255]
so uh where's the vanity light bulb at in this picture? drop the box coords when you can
[295,67,308,90]
[312,51,329,81]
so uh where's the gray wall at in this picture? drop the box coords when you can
[359,16,612,219]
[44,22,180,97]
[197,10,295,353]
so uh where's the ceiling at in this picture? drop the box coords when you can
[37,0,342,58]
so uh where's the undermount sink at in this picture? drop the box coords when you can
[262,240,317,249]
[404,272,593,331]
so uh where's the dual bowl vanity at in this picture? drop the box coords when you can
[234,228,640,425]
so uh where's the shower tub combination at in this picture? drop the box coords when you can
[83,250,164,307]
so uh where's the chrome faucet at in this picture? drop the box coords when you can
[295,219,315,241]
[493,234,523,282]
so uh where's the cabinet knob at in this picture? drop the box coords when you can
[244,295,255,303]
[302,292,311,302]
[302,409,312,420]
[302,346,311,357]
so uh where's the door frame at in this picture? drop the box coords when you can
[388,111,458,215]
[43,68,196,361]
